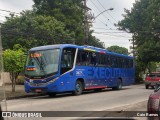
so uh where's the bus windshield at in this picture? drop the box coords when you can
[25,49,60,78]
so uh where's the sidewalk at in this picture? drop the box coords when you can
[0,84,43,100]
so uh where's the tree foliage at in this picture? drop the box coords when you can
[118,0,160,81]
[32,0,103,47]
[2,11,75,50]
[32,0,85,44]
[2,0,104,49]
[3,45,25,92]
[107,45,128,55]
[118,0,160,63]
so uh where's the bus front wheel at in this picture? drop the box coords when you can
[72,81,83,95]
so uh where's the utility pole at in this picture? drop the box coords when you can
[0,23,7,113]
[131,38,136,60]
[0,23,3,84]
[82,0,91,45]
[129,38,136,68]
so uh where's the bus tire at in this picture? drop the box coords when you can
[112,79,122,90]
[145,85,149,89]
[47,92,56,97]
[72,80,83,95]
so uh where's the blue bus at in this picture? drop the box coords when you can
[24,44,134,96]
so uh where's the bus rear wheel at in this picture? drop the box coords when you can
[145,84,149,89]
[72,81,83,95]
[112,79,122,90]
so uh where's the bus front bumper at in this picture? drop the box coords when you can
[24,82,57,93]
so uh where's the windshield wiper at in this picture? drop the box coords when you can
[33,57,47,77]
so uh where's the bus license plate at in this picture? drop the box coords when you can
[35,89,42,93]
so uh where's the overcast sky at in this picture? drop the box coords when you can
[0,0,136,50]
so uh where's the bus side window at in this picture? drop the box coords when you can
[82,52,88,66]
[126,59,129,68]
[123,59,127,68]
[130,59,133,68]
[110,56,114,67]
[117,57,120,68]
[91,52,97,66]
[119,58,123,68]
[106,55,110,67]
[99,53,106,66]
[76,50,89,66]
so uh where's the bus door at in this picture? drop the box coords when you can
[60,47,76,91]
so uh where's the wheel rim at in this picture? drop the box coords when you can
[118,80,122,89]
[76,83,81,93]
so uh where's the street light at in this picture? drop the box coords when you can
[84,7,113,45]
[92,8,114,22]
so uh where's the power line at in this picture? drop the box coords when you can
[91,27,133,38]
[0,19,5,23]
[93,32,132,38]
[0,9,20,15]
[92,27,130,32]
[93,0,117,30]
[93,31,132,33]
[89,0,134,40]
[0,12,9,16]
[1,29,75,44]
[96,0,118,23]
[96,18,109,27]
[90,0,113,28]
[0,15,5,18]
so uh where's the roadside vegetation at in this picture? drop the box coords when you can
[1,0,160,91]
[117,0,160,82]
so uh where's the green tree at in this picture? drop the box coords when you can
[117,0,160,82]
[3,45,25,92]
[118,0,160,63]
[33,0,85,45]
[2,0,104,50]
[107,45,128,55]
[32,0,104,47]
[2,11,75,50]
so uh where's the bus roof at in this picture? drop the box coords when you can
[29,44,133,59]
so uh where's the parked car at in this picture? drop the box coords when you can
[144,72,160,89]
[147,84,160,119]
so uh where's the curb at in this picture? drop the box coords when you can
[5,93,46,100]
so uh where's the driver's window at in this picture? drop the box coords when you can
[60,48,76,75]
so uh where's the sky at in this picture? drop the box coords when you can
[0,0,136,50]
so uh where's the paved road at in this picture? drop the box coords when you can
[1,84,154,120]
